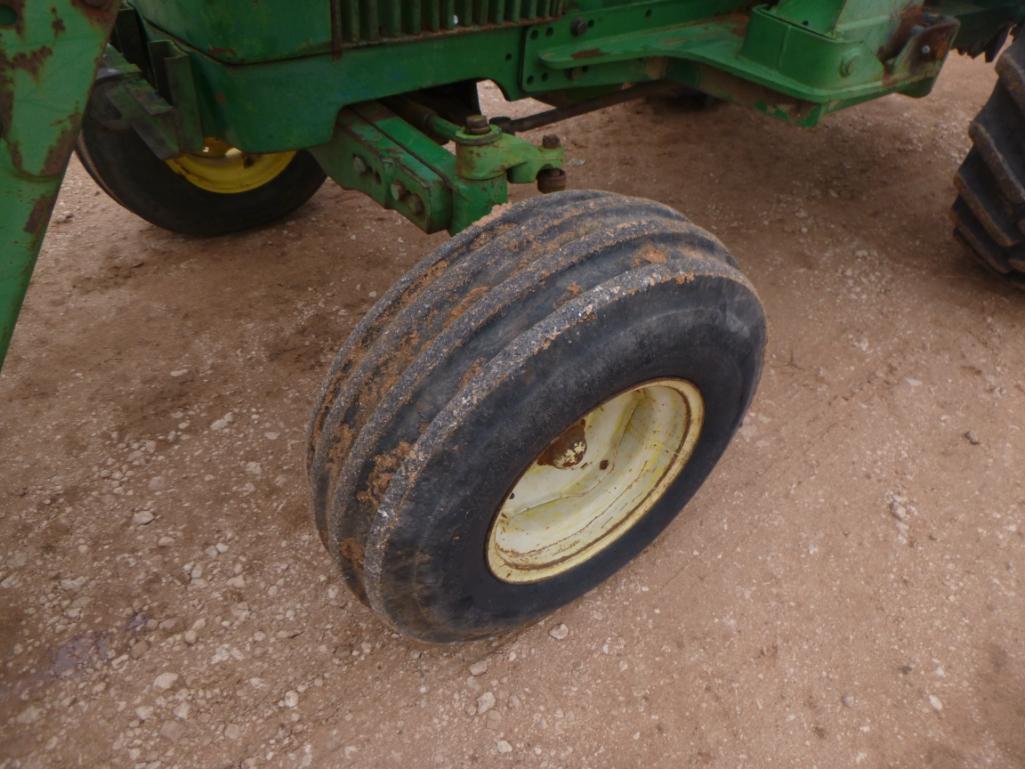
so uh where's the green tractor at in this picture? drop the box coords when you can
[2,0,1022,641]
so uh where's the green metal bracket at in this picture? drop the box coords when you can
[0,0,118,370]
[311,102,563,235]
[94,45,203,160]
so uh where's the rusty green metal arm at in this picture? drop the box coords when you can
[312,101,564,235]
[0,0,117,370]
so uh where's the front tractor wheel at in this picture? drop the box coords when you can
[308,191,766,642]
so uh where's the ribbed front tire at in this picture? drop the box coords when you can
[308,191,766,641]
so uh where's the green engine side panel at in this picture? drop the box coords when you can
[132,0,573,63]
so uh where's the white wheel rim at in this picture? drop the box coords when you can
[486,378,704,584]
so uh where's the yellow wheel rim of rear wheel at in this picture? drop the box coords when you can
[164,138,295,194]
[486,378,704,584]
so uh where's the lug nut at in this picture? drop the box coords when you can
[465,114,491,135]
[537,167,567,194]
[570,17,587,37]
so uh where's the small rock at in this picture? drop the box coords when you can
[841,694,855,707]
[173,702,191,720]
[153,672,179,691]
[928,694,943,712]
[183,629,198,645]
[469,660,489,676]
[130,640,149,659]
[549,623,569,640]
[210,413,234,431]
[160,719,185,742]
[896,520,910,544]
[496,740,513,754]
[888,495,909,522]
[476,691,496,715]
[16,705,40,724]
[283,690,300,709]
[963,430,981,446]
[226,575,246,589]
[135,705,154,721]
[132,510,155,526]
[148,477,166,492]
[244,462,262,477]
[225,724,241,740]
[59,576,87,592]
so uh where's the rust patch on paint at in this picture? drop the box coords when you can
[11,45,52,77]
[70,0,118,29]
[537,418,587,469]
[23,191,58,251]
[41,118,79,176]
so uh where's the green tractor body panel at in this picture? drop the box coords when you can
[2,0,1025,366]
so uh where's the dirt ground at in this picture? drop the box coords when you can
[3,54,1025,769]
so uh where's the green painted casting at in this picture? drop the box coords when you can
[312,102,563,234]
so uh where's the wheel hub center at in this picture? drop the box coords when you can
[486,378,704,584]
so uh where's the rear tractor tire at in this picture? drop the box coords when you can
[953,33,1025,287]
[76,85,325,237]
[308,190,766,642]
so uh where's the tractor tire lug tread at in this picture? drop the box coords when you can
[953,33,1025,284]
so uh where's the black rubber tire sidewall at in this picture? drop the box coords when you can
[76,108,326,237]
[369,271,764,641]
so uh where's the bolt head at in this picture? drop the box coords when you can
[537,167,567,194]
[570,17,587,37]
[465,114,490,135]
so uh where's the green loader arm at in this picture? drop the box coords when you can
[0,0,116,368]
